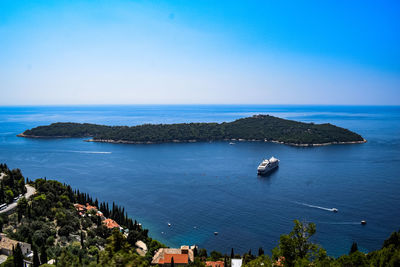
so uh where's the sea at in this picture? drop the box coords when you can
[0,105,399,258]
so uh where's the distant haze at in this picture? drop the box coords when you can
[0,0,399,105]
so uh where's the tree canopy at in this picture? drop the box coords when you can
[19,115,365,145]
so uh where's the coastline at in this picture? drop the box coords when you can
[84,138,367,147]
[16,133,88,138]
[17,133,367,147]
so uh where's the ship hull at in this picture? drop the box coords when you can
[257,164,279,175]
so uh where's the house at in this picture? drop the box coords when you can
[102,218,120,229]
[158,254,188,266]
[206,260,225,267]
[85,203,97,211]
[96,210,104,218]
[0,233,31,257]
[152,246,196,266]
[73,203,86,213]
[74,203,98,213]
[135,240,148,256]
[274,256,285,266]
[231,258,243,267]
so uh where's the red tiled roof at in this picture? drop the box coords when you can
[86,203,97,211]
[274,256,285,267]
[206,261,225,267]
[103,218,120,229]
[74,203,86,211]
[159,254,188,264]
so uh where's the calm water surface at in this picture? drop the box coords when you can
[0,105,399,257]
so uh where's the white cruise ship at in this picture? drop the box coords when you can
[257,156,279,175]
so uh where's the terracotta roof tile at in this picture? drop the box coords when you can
[103,218,120,229]
[206,261,225,267]
[159,254,188,264]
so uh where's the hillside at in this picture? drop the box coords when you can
[18,115,365,146]
[0,164,399,266]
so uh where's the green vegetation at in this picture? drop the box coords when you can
[0,164,158,266]
[19,115,365,145]
[0,163,26,205]
[2,165,399,267]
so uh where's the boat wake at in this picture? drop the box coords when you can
[295,202,337,212]
[317,221,360,225]
[69,151,112,154]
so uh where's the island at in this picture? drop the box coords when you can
[17,115,366,146]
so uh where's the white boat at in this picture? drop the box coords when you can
[257,156,279,175]
[332,208,338,213]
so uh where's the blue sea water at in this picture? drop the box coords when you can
[0,105,399,258]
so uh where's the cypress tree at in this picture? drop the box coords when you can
[13,243,24,267]
[171,256,174,267]
[193,247,198,257]
[81,231,85,248]
[350,242,358,254]
[40,246,47,265]
[258,247,264,256]
[231,248,234,259]
[33,247,40,267]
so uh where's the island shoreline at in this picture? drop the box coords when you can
[17,133,366,147]
[84,138,367,147]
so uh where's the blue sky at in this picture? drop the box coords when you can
[0,0,399,105]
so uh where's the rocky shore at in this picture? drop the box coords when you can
[84,138,367,147]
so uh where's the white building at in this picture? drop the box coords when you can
[231,258,243,267]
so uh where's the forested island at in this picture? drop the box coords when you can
[17,115,365,146]
[1,164,399,266]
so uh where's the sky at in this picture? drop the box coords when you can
[0,0,399,105]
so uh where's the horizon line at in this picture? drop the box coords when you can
[1,104,399,107]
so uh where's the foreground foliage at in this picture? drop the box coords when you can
[1,165,399,267]
[0,163,26,204]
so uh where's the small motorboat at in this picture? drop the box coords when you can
[229,142,235,145]
[168,223,171,227]
[214,232,218,235]
[332,208,338,213]
[361,220,367,225]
